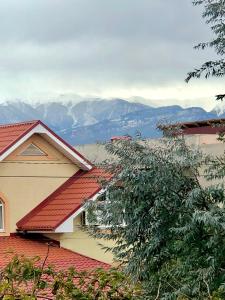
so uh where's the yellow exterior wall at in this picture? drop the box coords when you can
[59,230,115,264]
[0,134,79,234]
[45,231,115,264]
[44,215,115,264]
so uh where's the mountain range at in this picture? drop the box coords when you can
[0,99,223,145]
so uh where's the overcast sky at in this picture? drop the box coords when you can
[0,0,223,110]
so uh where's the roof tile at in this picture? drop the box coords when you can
[0,121,39,155]
[0,235,109,270]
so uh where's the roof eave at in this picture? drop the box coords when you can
[17,188,105,233]
[158,118,225,131]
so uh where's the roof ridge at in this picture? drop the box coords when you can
[0,120,40,128]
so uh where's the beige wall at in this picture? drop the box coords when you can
[76,143,113,165]
[0,134,79,234]
[59,230,115,264]
[201,142,225,156]
[46,230,115,264]
[185,134,222,145]
[45,215,115,264]
[76,135,223,165]
[198,142,225,187]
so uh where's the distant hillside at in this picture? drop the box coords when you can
[0,99,219,144]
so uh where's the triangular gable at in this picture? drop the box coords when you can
[0,120,92,170]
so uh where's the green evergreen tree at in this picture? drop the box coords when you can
[87,136,225,299]
[186,0,225,100]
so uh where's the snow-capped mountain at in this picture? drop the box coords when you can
[0,99,220,144]
[211,101,225,117]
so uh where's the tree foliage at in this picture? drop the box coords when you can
[87,136,225,299]
[186,0,225,100]
[0,253,142,299]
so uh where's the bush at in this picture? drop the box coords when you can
[0,254,143,299]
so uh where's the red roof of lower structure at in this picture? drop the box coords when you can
[158,118,225,135]
[111,136,132,141]
[0,235,109,270]
[17,168,112,231]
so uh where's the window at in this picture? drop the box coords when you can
[81,210,102,226]
[0,200,4,231]
[20,143,47,156]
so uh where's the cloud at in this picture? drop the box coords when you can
[0,0,221,110]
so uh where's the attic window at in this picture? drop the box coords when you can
[20,144,47,156]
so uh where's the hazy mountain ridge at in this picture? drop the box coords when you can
[0,99,220,144]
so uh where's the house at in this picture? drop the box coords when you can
[158,118,225,145]
[76,119,225,164]
[76,118,225,194]
[0,120,114,270]
[156,118,225,155]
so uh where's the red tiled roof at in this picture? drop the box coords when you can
[0,120,39,155]
[17,168,112,231]
[0,235,109,270]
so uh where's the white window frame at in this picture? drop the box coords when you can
[82,190,126,229]
[84,208,107,228]
[55,190,105,233]
[0,200,4,232]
